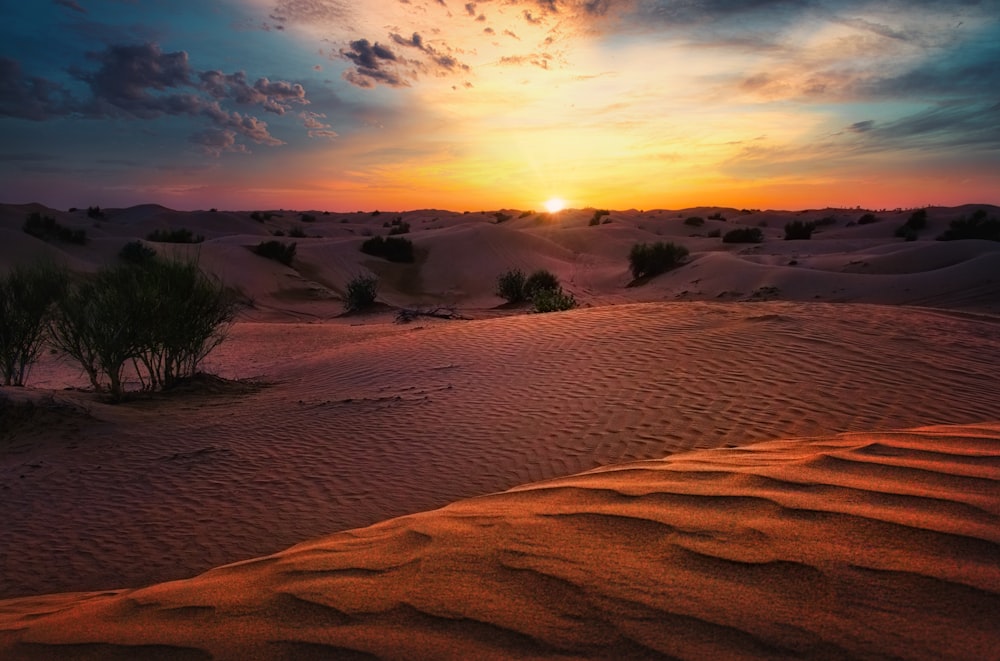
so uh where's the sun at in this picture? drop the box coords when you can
[544,197,566,213]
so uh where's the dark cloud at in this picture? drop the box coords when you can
[340,39,406,87]
[2,43,316,152]
[848,120,875,132]
[0,57,74,120]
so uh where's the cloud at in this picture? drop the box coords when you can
[848,120,875,133]
[0,57,74,120]
[339,39,408,87]
[2,43,315,152]
[301,111,338,138]
[190,129,251,156]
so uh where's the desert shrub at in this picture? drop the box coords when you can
[252,240,297,265]
[496,268,527,303]
[722,227,764,244]
[683,216,704,227]
[708,212,725,221]
[50,260,235,400]
[388,219,411,235]
[531,287,576,313]
[784,220,816,240]
[707,228,722,238]
[814,215,838,227]
[518,210,533,218]
[524,269,560,299]
[894,209,928,239]
[371,210,381,216]
[23,212,87,245]
[937,209,1000,241]
[146,228,204,244]
[494,212,513,224]
[0,262,68,386]
[857,213,879,225]
[288,226,307,238]
[344,274,378,312]
[119,241,157,265]
[360,236,415,262]
[300,213,316,223]
[629,241,689,279]
[590,210,610,226]
[87,206,105,219]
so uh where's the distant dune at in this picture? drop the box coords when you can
[1,203,998,659]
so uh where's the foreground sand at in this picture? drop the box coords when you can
[1,422,997,660]
[2,203,999,658]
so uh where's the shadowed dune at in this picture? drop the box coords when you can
[1,423,996,660]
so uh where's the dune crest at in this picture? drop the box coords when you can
[1,423,997,660]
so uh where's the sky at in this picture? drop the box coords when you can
[1,0,998,212]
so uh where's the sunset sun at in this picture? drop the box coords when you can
[544,198,566,213]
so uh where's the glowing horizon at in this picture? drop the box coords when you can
[1,1,998,212]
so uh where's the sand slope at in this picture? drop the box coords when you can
[1,422,996,660]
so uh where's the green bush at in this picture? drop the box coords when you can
[344,274,378,312]
[49,260,235,401]
[937,209,1000,241]
[119,241,157,265]
[784,220,816,240]
[288,226,307,238]
[360,236,415,262]
[252,240,297,265]
[524,269,560,299]
[23,212,87,245]
[722,227,763,244]
[894,209,928,239]
[629,242,689,279]
[496,268,527,303]
[146,228,204,244]
[683,216,704,227]
[388,219,411,235]
[857,213,879,225]
[531,287,576,313]
[0,262,68,385]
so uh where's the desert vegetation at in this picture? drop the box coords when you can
[894,209,928,241]
[722,227,764,244]
[683,216,704,227]
[361,236,415,263]
[344,274,379,312]
[119,241,157,265]
[629,241,689,279]
[784,220,816,240]
[23,212,87,245]
[49,259,236,401]
[937,209,999,241]
[495,268,575,312]
[0,262,68,386]
[252,240,297,265]
[146,228,204,244]
[590,210,610,226]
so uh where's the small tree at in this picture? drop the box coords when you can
[344,274,378,312]
[784,220,816,240]
[0,262,68,386]
[496,269,527,303]
[937,209,1000,241]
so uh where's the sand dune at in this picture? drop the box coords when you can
[1,423,996,660]
[2,202,999,658]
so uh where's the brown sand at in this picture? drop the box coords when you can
[1,203,999,659]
